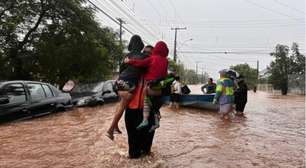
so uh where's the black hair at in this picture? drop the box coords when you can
[175,76,180,81]
[238,80,247,89]
[128,35,144,52]
[144,45,154,50]
[209,78,213,82]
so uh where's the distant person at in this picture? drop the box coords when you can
[201,78,216,94]
[234,76,248,117]
[213,69,235,121]
[106,35,146,140]
[171,76,182,109]
[253,86,257,93]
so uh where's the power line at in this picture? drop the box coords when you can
[152,18,304,24]
[179,50,270,55]
[155,22,304,27]
[187,53,260,62]
[96,0,148,37]
[87,0,133,35]
[167,0,194,47]
[119,1,163,38]
[88,0,120,26]
[242,0,302,20]
[168,0,185,24]
[146,0,163,22]
[89,0,152,44]
[107,0,159,40]
[272,0,305,14]
[154,22,304,29]
[188,54,259,62]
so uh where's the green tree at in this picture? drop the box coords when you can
[0,0,122,86]
[288,43,305,93]
[168,59,184,77]
[290,43,305,75]
[268,44,290,95]
[168,59,209,84]
[230,63,258,89]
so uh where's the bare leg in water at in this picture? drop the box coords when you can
[106,91,132,140]
[137,87,161,130]
[221,105,239,122]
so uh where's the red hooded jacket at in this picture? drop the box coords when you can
[128,41,169,81]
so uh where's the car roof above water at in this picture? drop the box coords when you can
[72,81,104,93]
[0,80,51,87]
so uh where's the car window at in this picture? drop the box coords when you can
[49,85,60,96]
[28,83,46,102]
[0,83,27,104]
[42,85,54,98]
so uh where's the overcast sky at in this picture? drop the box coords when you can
[91,0,305,78]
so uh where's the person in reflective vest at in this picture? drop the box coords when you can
[213,69,235,120]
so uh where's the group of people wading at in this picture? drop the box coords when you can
[106,35,248,159]
[201,72,248,121]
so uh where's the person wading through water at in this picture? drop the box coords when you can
[124,41,169,132]
[123,41,169,158]
[234,75,248,117]
[213,69,235,121]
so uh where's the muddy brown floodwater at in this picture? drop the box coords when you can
[0,90,305,168]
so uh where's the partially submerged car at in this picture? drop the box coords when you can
[101,80,119,103]
[0,81,72,122]
[69,80,118,107]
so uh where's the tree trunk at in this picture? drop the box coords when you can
[281,85,288,95]
[8,0,46,79]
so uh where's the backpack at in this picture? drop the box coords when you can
[149,76,175,96]
[181,84,191,95]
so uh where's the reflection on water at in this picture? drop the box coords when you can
[0,91,304,168]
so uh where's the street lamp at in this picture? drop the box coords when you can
[179,38,193,50]
[177,38,193,62]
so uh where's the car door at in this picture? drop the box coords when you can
[0,83,29,119]
[26,83,55,116]
[42,84,60,109]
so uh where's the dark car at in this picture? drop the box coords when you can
[0,81,72,122]
[101,80,119,103]
[70,82,104,107]
[70,80,118,107]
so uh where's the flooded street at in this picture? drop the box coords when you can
[0,91,304,168]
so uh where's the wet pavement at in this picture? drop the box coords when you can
[0,90,304,168]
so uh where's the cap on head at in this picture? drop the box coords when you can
[218,69,228,75]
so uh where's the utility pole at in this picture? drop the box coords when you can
[116,18,125,73]
[171,27,187,63]
[201,67,204,83]
[257,60,259,80]
[117,18,125,46]
[195,61,201,75]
